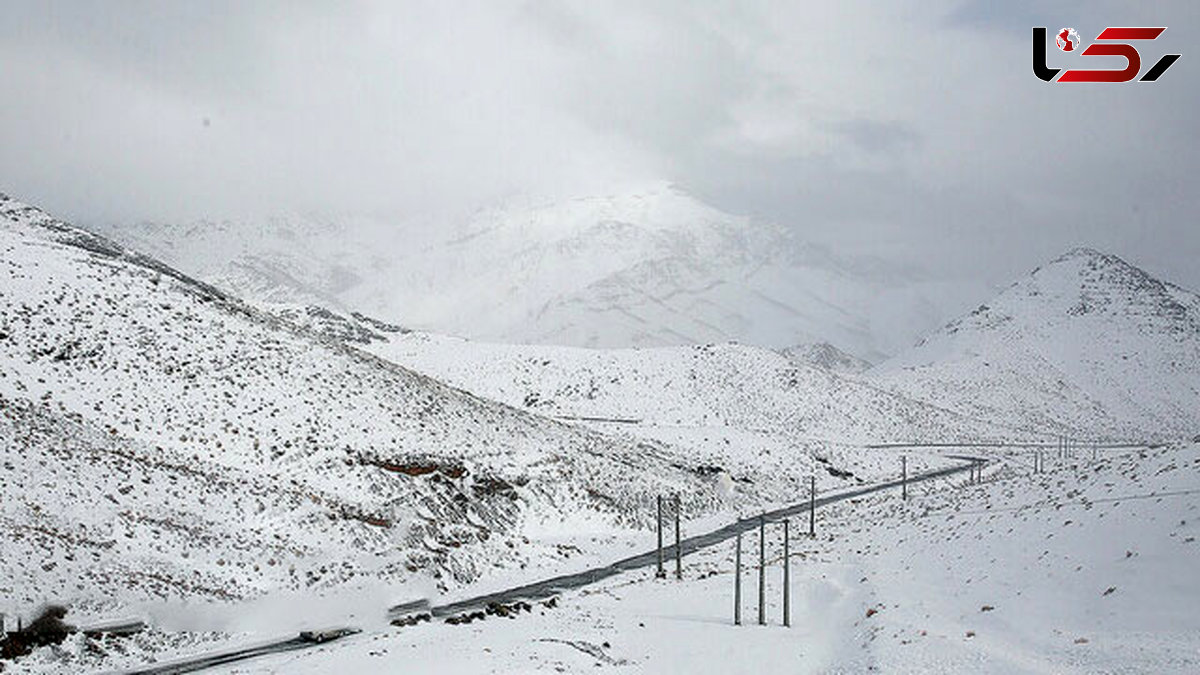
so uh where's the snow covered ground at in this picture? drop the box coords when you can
[0,193,746,616]
[3,189,1198,673]
[18,442,1194,674]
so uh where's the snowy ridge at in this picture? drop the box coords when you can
[365,332,1011,445]
[326,327,1034,496]
[872,248,1200,439]
[779,341,872,374]
[0,193,738,611]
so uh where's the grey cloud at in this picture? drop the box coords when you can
[0,0,1196,290]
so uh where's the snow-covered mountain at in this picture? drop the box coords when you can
[363,332,1012,448]
[0,193,741,610]
[98,183,991,362]
[871,248,1200,440]
[224,309,1023,491]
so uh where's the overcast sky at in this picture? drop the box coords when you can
[1,0,1197,289]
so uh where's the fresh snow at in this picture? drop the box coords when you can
[0,193,746,613]
[872,248,1200,440]
[23,443,1195,674]
[2,190,1197,674]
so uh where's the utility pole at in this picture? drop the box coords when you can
[758,514,766,625]
[782,519,791,627]
[809,476,816,537]
[674,493,682,580]
[901,455,908,500]
[656,495,665,579]
[734,531,742,625]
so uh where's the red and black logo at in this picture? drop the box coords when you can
[1033,27,1181,83]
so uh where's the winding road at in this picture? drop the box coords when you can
[119,457,980,675]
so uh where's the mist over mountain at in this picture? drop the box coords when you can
[99,183,993,362]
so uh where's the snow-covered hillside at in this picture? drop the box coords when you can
[99,183,991,361]
[6,189,1195,673]
[0,193,742,612]
[871,248,1200,440]
[280,327,1028,496]
[779,341,872,374]
[31,442,1196,674]
[364,331,1010,446]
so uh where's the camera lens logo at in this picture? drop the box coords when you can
[1056,27,1081,52]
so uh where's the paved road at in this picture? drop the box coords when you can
[118,635,332,675]
[419,458,977,618]
[866,441,1149,449]
[119,458,979,675]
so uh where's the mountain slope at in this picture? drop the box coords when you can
[314,327,1028,494]
[0,193,733,610]
[365,332,1006,445]
[779,341,872,374]
[871,248,1200,439]
[100,183,991,361]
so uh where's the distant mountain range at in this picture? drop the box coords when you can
[98,183,993,362]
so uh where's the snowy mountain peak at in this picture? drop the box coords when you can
[95,185,990,360]
[1042,246,1159,286]
[909,247,1197,346]
[1052,245,1110,262]
[875,247,1200,439]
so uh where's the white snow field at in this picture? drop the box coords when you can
[21,442,1194,674]
[2,189,1197,673]
[0,193,961,662]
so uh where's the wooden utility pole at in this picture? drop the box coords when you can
[734,531,742,625]
[809,476,816,537]
[674,493,682,580]
[782,519,791,627]
[758,514,766,625]
[656,495,665,579]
